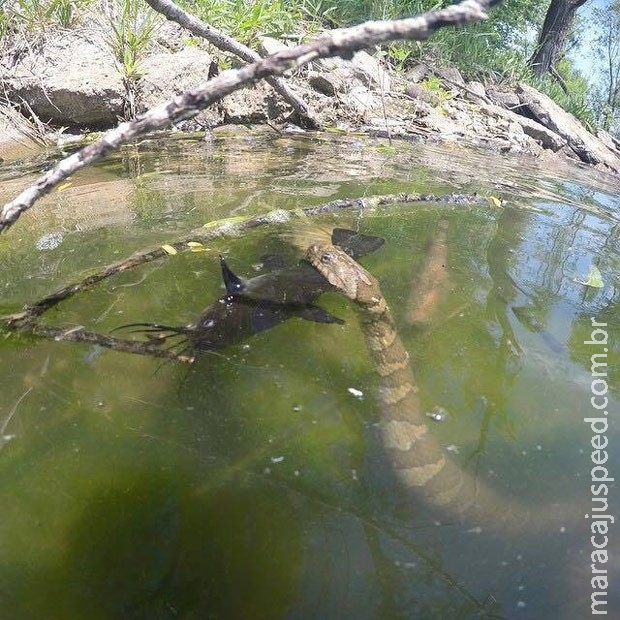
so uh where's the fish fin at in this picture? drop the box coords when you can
[251,305,290,333]
[331,228,385,259]
[259,253,288,270]
[219,255,246,295]
[295,304,345,324]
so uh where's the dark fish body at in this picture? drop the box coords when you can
[220,259,330,305]
[188,289,343,353]
[115,228,384,356]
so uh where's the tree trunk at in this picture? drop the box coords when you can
[529,0,589,77]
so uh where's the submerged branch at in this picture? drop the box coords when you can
[23,324,194,363]
[0,0,497,232]
[2,192,483,328]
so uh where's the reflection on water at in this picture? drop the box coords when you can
[1,133,619,619]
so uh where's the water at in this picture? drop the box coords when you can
[1,129,619,619]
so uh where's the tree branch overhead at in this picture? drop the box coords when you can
[0,0,496,233]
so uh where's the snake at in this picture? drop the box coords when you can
[306,242,569,532]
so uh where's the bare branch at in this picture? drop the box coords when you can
[1,192,484,326]
[23,324,194,362]
[0,0,496,233]
[144,0,316,126]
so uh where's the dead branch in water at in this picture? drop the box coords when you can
[2,192,483,329]
[0,0,498,233]
[16,324,194,363]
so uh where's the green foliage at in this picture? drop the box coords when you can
[589,0,620,133]
[419,75,451,102]
[0,0,89,32]
[0,0,604,134]
[107,0,159,80]
[309,0,599,130]
[532,58,598,130]
[181,0,302,45]
[312,0,546,82]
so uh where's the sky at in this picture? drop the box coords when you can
[572,0,612,84]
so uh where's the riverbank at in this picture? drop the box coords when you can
[1,5,620,176]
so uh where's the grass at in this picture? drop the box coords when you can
[0,0,604,133]
[180,0,304,46]
[105,0,159,81]
[0,0,90,33]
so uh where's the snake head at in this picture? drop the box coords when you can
[306,244,373,300]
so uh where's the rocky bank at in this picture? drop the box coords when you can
[1,17,620,175]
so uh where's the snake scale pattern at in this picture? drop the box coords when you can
[306,242,552,531]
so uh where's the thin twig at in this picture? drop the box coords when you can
[1,386,33,436]
[24,324,194,362]
[0,0,498,233]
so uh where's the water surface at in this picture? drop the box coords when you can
[1,130,619,619]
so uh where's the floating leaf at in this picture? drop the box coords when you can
[575,264,604,288]
[187,241,210,252]
[57,181,73,191]
[585,264,604,288]
[489,196,502,208]
[161,244,177,255]
[203,215,248,229]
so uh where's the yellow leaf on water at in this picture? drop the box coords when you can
[161,244,177,255]
[489,196,502,208]
[574,264,604,288]
[188,241,210,252]
[203,216,248,229]
[584,264,604,288]
[58,182,73,191]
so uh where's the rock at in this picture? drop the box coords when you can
[434,66,465,88]
[154,20,189,52]
[517,83,620,171]
[418,106,465,139]
[479,102,566,151]
[307,70,343,97]
[405,83,439,105]
[404,64,428,83]
[487,88,520,109]
[0,104,42,160]
[350,51,391,93]
[3,30,124,127]
[139,44,288,127]
[137,47,220,127]
[221,81,289,123]
[314,56,346,72]
[308,60,374,98]
[257,36,289,57]
[340,84,376,117]
[465,81,487,102]
[597,129,620,155]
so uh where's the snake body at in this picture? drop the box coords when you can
[306,243,543,530]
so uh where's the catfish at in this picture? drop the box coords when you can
[114,228,384,357]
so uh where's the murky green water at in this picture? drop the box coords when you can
[1,130,619,619]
